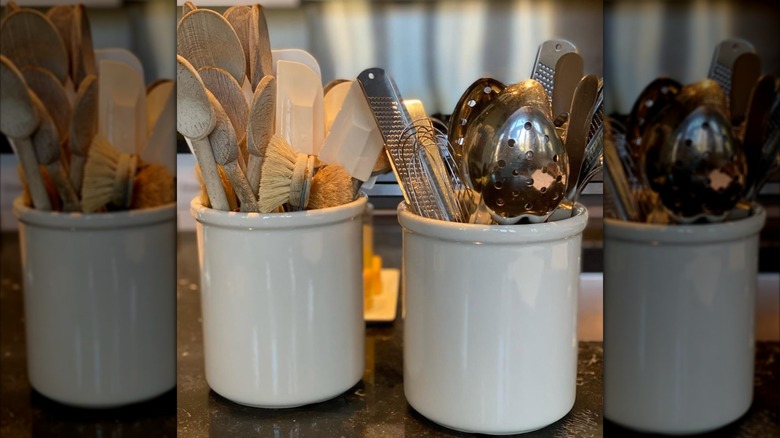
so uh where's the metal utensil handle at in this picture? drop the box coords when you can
[531,39,577,105]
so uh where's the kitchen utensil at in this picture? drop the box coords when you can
[30,95,80,211]
[21,66,71,145]
[276,60,325,155]
[324,80,351,133]
[207,91,258,212]
[249,4,273,90]
[143,78,176,174]
[729,52,761,126]
[707,38,754,108]
[551,51,584,120]
[565,74,599,201]
[0,55,50,210]
[531,39,577,107]
[324,78,350,95]
[399,112,467,222]
[643,105,745,224]
[81,134,138,212]
[177,8,246,85]
[604,124,640,222]
[198,66,249,159]
[319,80,384,182]
[69,74,98,192]
[272,48,321,80]
[45,5,74,78]
[625,78,682,159]
[356,68,418,203]
[146,79,173,135]
[742,74,775,200]
[176,55,228,211]
[258,135,314,213]
[222,6,252,84]
[0,8,68,84]
[98,59,146,155]
[72,4,96,88]
[574,123,604,203]
[95,48,143,82]
[246,75,275,194]
[447,77,505,160]
[464,104,568,224]
[308,164,355,210]
[181,1,196,16]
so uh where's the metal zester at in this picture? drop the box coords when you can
[707,38,754,105]
[357,68,439,215]
[531,39,577,106]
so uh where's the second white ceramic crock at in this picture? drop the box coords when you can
[604,205,766,434]
[398,202,588,435]
[13,198,177,408]
[191,194,367,408]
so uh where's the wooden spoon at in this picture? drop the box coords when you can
[177,9,246,86]
[223,6,252,85]
[0,9,69,85]
[742,75,776,199]
[176,55,229,211]
[181,1,197,18]
[69,74,98,193]
[730,52,761,126]
[198,66,249,160]
[249,4,273,90]
[207,91,258,212]
[45,5,74,79]
[71,4,97,88]
[0,55,50,210]
[21,66,71,146]
[30,93,80,211]
[247,75,276,193]
[552,52,584,120]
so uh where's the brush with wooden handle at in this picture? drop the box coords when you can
[258,134,314,213]
[82,134,173,212]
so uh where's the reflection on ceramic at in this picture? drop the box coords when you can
[191,194,367,408]
[398,202,588,434]
[604,204,766,434]
[13,198,176,408]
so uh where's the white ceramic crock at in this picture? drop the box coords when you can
[398,202,588,435]
[190,194,367,408]
[604,205,766,435]
[13,198,176,408]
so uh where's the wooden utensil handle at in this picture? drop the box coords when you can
[9,137,52,211]
[190,136,230,211]
[223,160,258,212]
[45,160,80,211]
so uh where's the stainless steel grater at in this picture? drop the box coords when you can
[357,68,440,216]
[531,39,577,105]
[707,38,754,104]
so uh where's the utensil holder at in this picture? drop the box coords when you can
[190,194,367,408]
[398,202,588,434]
[13,198,176,408]
[604,204,766,434]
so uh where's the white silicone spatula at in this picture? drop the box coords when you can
[318,80,384,181]
[275,60,324,155]
[324,80,351,134]
[98,59,146,155]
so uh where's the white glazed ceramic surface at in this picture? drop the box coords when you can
[191,194,367,408]
[398,202,588,434]
[604,205,766,434]
[13,198,177,408]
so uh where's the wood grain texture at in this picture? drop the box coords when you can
[0,9,69,84]
[177,9,245,86]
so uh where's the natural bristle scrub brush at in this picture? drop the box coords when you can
[308,164,355,210]
[258,134,314,213]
